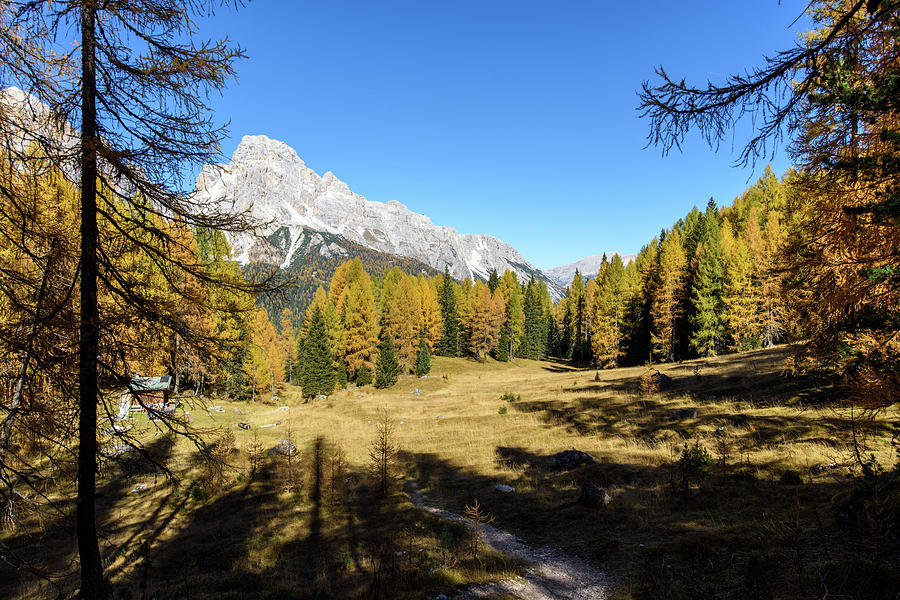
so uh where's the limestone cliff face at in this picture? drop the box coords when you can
[194,134,564,298]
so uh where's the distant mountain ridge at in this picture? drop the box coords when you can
[545,253,637,288]
[193,135,565,299]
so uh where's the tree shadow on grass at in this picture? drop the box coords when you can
[540,361,584,373]
[513,391,869,446]
[512,346,887,449]
[110,437,364,599]
[5,429,526,600]
[568,364,843,409]
[101,434,524,600]
[0,432,181,599]
[402,448,899,600]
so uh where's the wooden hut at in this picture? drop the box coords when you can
[126,375,172,411]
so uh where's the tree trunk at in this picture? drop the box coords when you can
[76,4,107,597]
[173,334,181,394]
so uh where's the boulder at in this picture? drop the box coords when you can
[237,422,251,430]
[577,483,611,507]
[811,461,839,475]
[673,408,698,420]
[552,449,598,470]
[652,371,673,389]
[268,439,296,456]
[495,483,515,493]
[101,443,136,458]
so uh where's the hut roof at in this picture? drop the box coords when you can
[128,375,172,392]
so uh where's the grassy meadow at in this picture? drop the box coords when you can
[3,345,898,599]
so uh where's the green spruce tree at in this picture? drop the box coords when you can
[437,266,461,357]
[545,310,559,358]
[689,199,728,357]
[415,336,432,376]
[507,285,525,360]
[301,306,336,399]
[522,277,547,359]
[355,365,373,386]
[487,269,500,293]
[375,336,400,388]
[569,271,589,361]
[495,324,510,362]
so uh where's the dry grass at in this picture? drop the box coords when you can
[2,345,898,599]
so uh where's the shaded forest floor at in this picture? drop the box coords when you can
[3,345,898,599]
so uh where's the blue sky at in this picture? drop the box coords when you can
[200,1,811,270]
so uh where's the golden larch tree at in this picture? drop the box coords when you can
[391,275,421,374]
[469,283,505,363]
[651,229,687,362]
[343,272,378,378]
[418,274,444,352]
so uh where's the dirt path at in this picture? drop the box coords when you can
[409,487,614,600]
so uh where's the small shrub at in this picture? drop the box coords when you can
[306,437,350,506]
[188,481,208,502]
[199,431,237,492]
[355,365,372,387]
[679,440,713,490]
[335,365,348,388]
[438,524,459,568]
[714,428,731,475]
[498,405,508,415]
[594,371,600,382]
[463,498,495,560]
[779,470,803,486]
[279,423,302,493]
[246,431,265,479]
[368,409,399,498]
[640,369,660,396]
[499,391,520,403]
[331,453,350,502]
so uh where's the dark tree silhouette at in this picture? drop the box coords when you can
[0,2,273,596]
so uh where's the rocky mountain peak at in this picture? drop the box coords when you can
[545,252,638,288]
[193,135,565,300]
[232,134,304,167]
